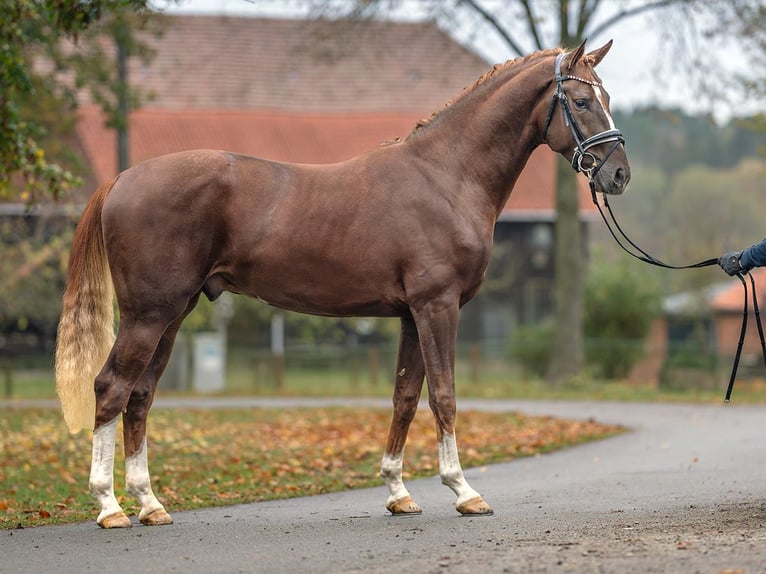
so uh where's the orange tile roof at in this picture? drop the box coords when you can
[709,267,766,312]
[78,15,490,113]
[77,106,417,176]
[76,106,595,215]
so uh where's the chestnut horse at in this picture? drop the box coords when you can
[55,40,629,528]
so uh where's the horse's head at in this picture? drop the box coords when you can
[542,40,630,195]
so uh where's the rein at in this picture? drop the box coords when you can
[545,49,766,401]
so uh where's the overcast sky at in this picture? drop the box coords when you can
[162,0,761,123]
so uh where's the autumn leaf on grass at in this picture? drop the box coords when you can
[1,407,622,529]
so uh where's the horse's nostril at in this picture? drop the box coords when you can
[614,168,626,186]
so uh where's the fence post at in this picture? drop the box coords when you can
[368,346,380,387]
[271,313,285,389]
[470,344,481,386]
[3,366,11,398]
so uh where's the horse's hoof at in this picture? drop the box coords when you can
[98,511,132,529]
[139,508,174,526]
[386,495,422,515]
[456,496,494,516]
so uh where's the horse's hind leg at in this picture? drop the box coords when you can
[381,317,425,514]
[123,298,199,526]
[90,416,127,528]
[89,316,170,528]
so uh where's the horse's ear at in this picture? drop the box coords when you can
[564,40,587,71]
[587,40,613,68]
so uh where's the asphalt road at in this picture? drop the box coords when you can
[2,399,765,573]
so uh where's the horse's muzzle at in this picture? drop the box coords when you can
[594,162,630,195]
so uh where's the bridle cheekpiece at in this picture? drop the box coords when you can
[542,51,625,180]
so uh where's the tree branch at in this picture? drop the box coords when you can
[559,0,571,46]
[519,0,544,50]
[587,0,680,40]
[576,0,602,39]
[459,0,527,56]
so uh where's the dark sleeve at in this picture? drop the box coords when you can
[740,238,766,270]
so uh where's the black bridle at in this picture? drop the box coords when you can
[543,50,766,401]
[542,52,625,181]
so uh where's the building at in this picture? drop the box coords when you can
[631,268,766,387]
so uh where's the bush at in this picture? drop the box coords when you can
[584,257,662,379]
[508,321,555,378]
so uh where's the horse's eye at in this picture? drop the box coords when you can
[574,99,588,110]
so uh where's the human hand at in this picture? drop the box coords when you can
[718,251,743,276]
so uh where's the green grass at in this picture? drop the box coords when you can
[5,359,764,405]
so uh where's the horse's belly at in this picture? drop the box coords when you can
[243,285,405,318]
[231,259,406,318]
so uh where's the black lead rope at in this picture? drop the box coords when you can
[750,273,766,367]
[589,179,766,401]
[727,273,749,402]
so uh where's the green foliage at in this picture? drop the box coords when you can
[508,321,555,378]
[0,217,72,343]
[584,255,662,379]
[0,0,156,203]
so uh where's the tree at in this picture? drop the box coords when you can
[0,1,165,352]
[0,0,156,203]
[298,0,766,382]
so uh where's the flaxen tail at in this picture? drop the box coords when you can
[55,181,116,434]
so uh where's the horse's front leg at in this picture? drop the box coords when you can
[381,317,426,514]
[412,298,493,516]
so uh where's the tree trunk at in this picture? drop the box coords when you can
[116,27,130,172]
[546,156,584,383]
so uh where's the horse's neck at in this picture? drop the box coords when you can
[409,57,552,219]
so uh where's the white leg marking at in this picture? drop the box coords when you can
[593,85,616,129]
[438,434,481,507]
[380,452,412,507]
[89,417,124,524]
[126,436,166,522]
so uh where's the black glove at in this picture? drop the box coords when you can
[719,251,743,276]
